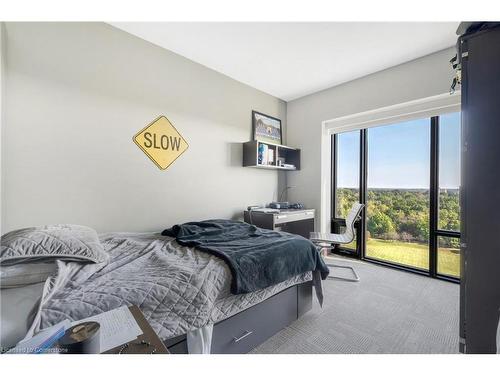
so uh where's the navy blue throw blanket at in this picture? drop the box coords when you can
[162,219,329,295]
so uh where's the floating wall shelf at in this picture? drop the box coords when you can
[242,140,300,170]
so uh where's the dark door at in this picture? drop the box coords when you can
[460,25,500,354]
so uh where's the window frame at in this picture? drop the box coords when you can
[330,131,363,256]
[331,114,461,282]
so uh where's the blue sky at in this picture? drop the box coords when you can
[337,112,460,189]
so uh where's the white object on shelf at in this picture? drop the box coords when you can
[268,149,274,164]
[262,144,268,165]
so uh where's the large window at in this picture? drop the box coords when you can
[439,112,460,232]
[335,131,360,218]
[437,112,461,278]
[365,119,430,270]
[331,112,461,280]
[332,131,360,252]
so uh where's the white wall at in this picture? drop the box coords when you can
[1,23,287,233]
[286,47,456,230]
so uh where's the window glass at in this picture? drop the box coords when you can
[365,118,430,270]
[437,236,460,277]
[335,131,360,218]
[438,112,461,232]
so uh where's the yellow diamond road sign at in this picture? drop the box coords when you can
[133,116,189,170]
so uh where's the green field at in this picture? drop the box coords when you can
[366,239,460,277]
[334,188,460,278]
[334,238,460,277]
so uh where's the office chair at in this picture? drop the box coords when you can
[310,202,364,282]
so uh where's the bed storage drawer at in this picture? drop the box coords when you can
[210,285,298,354]
[164,282,312,354]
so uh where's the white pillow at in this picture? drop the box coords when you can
[1,262,57,289]
[1,224,108,265]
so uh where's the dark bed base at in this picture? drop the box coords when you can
[164,281,313,354]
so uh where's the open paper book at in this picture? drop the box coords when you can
[72,305,143,353]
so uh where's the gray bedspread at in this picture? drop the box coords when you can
[27,232,311,341]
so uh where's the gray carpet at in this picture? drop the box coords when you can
[251,257,459,354]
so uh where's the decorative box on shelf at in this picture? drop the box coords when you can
[242,141,300,170]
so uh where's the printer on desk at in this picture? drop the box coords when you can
[268,202,304,210]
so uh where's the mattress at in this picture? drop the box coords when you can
[23,232,311,342]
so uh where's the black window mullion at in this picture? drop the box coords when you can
[330,134,337,232]
[435,229,461,238]
[359,129,368,260]
[429,116,439,278]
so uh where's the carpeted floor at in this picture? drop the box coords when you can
[251,256,459,354]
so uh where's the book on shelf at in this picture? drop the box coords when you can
[258,143,268,165]
[268,148,274,164]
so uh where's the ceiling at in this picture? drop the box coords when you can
[110,22,459,101]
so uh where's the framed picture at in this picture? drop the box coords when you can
[252,110,282,145]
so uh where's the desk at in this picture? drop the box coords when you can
[104,306,169,354]
[243,209,315,238]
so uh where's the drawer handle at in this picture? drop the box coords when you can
[233,330,253,343]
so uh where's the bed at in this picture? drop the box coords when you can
[1,222,326,354]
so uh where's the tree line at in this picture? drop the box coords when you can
[336,188,460,248]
